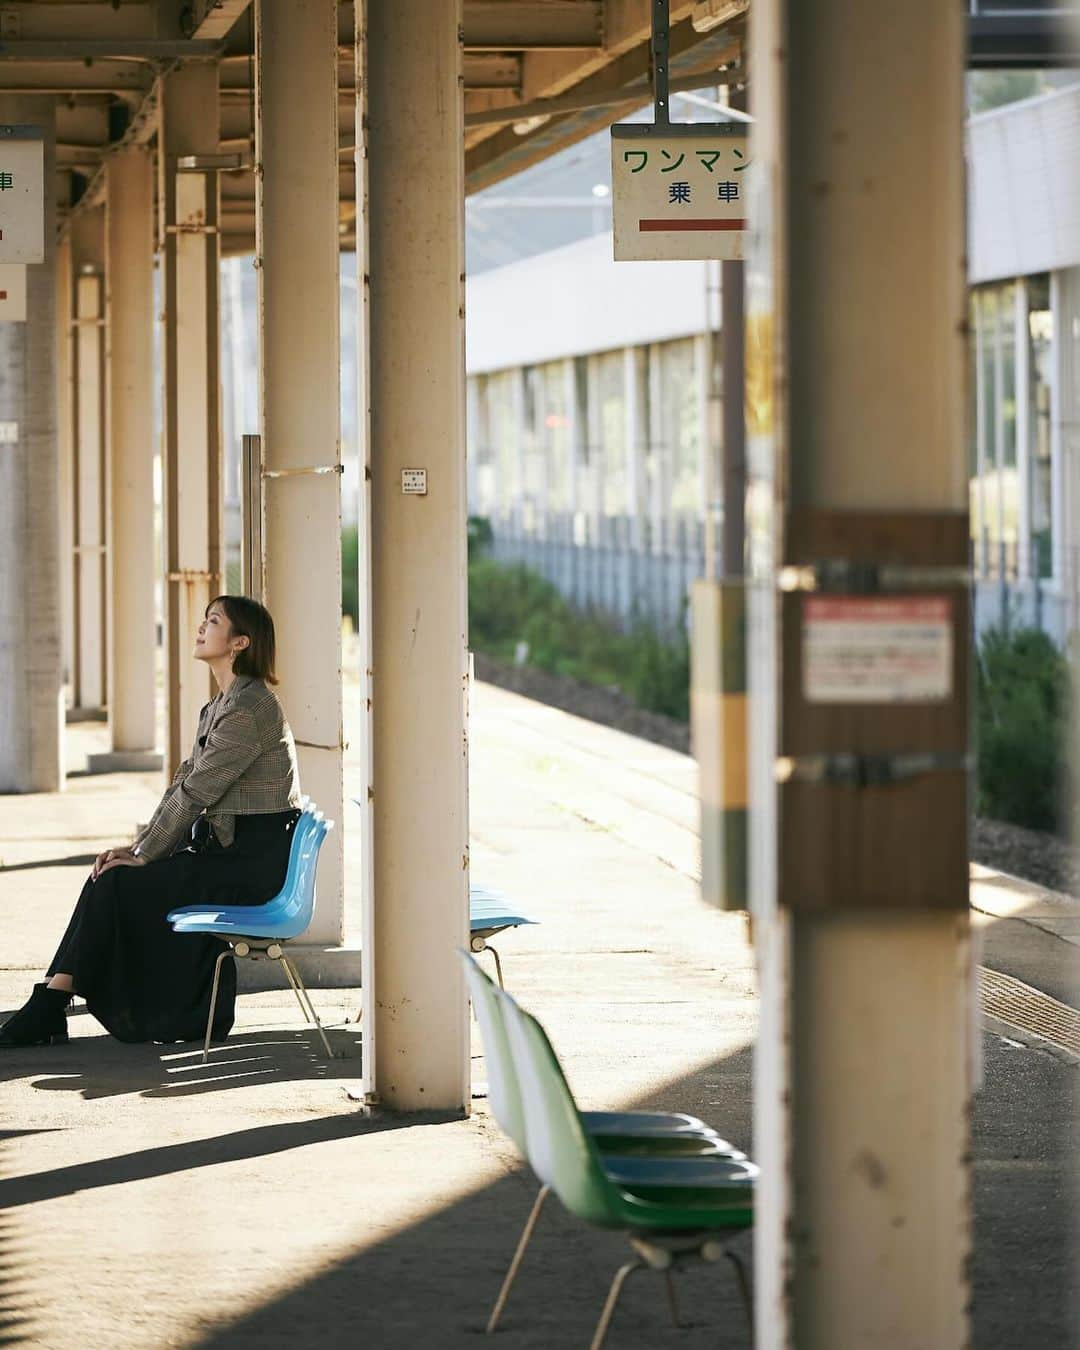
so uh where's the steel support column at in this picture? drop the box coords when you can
[0,97,62,792]
[158,64,222,772]
[70,208,107,719]
[56,232,74,701]
[748,4,972,1347]
[254,0,345,947]
[89,145,161,772]
[361,0,469,1111]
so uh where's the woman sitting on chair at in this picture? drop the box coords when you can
[0,595,302,1049]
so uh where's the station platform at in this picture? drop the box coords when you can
[0,680,1075,1349]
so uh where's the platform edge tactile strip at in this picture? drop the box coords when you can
[979,966,1080,1055]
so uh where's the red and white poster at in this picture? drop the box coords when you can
[802,596,953,704]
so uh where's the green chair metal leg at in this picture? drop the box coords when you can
[664,1269,679,1328]
[486,1183,550,1333]
[590,1258,646,1350]
[725,1248,753,1343]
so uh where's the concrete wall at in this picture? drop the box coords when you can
[967,83,1080,286]
[466,230,708,373]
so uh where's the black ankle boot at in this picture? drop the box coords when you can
[0,983,71,1048]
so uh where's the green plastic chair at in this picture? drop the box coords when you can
[459,952,745,1334]
[500,986,756,1350]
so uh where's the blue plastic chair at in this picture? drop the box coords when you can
[167,799,336,1063]
[352,796,536,988]
[469,885,537,988]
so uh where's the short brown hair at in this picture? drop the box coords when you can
[206,595,278,684]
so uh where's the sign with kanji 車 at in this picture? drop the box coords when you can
[611,122,749,262]
[0,126,45,265]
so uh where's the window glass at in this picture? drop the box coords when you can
[595,351,627,516]
[1028,274,1053,579]
[538,360,572,515]
[485,369,520,522]
[998,284,1019,567]
[658,338,700,519]
[976,288,1002,563]
[968,295,982,564]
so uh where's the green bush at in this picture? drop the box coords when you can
[342,524,359,627]
[468,554,689,722]
[976,625,1070,833]
[467,514,494,561]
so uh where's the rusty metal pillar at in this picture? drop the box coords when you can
[88,145,161,773]
[158,64,222,771]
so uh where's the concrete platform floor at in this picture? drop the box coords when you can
[0,679,1076,1349]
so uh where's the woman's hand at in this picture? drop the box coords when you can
[92,847,146,881]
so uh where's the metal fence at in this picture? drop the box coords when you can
[488,511,720,638]
[970,539,1080,645]
[487,515,1080,647]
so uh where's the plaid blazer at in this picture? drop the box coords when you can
[135,675,302,863]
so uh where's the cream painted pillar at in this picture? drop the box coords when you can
[362,0,469,1112]
[88,146,161,773]
[254,0,345,950]
[70,209,107,718]
[56,233,75,701]
[0,101,62,793]
[158,65,222,772]
[748,3,972,1347]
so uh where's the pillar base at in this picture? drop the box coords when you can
[236,944,362,992]
[86,749,164,773]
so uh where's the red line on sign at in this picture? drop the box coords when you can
[639,218,746,232]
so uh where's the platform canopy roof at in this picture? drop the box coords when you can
[0,0,746,254]
[3,0,1073,253]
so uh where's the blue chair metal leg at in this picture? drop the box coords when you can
[278,952,336,1059]
[203,947,232,1064]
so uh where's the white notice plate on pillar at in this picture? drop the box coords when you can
[0,126,44,265]
[611,122,749,262]
[0,263,27,320]
[803,597,953,703]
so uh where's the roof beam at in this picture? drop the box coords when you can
[0,40,221,60]
[336,2,601,51]
[219,50,521,92]
[463,1,602,50]
[0,59,156,95]
[464,54,522,89]
[182,0,255,41]
[465,15,740,190]
[967,14,1080,68]
[464,59,738,128]
[0,3,161,41]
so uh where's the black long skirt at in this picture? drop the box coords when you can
[47,810,300,1044]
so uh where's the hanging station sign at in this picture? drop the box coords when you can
[0,263,28,321]
[0,126,45,265]
[611,122,749,262]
